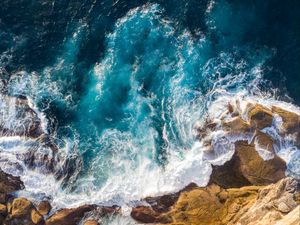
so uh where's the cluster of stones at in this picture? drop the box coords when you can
[0,169,119,225]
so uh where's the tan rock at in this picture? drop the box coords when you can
[272,106,300,132]
[84,220,100,225]
[37,200,52,216]
[222,117,252,135]
[31,208,43,224]
[236,177,299,225]
[132,184,260,225]
[11,197,33,218]
[132,178,299,225]
[275,206,300,225]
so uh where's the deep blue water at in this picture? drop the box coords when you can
[0,0,300,199]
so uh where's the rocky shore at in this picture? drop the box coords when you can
[0,169,119,225]
[130,100,300,225]
[0,98,299,224]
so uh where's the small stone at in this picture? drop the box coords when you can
[277,202,291,213]
[37,200,52,216]
[31,209,43,224]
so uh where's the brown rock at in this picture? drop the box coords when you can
[235,141,286,185]
[211,140,286,188]
[45,205,96,225]
[131,206,172,224]
[0,95,44,138]
[210,154,251,188]
[45,205,119,225]
[37,200,52,216]
[253,130,275,153]
[0,169,24,194]
[0,214,5,224]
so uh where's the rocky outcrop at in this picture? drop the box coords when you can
[211,140,286,188]
[235,178,299,225]
[131,101,300,225]
[0,169,119,225]
[197,101,300,187]
[131,178,299,225]
[1,197,119,225]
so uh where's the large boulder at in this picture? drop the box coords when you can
[45,205,120,225]
[235,141,286,185]
[210,140,286,188]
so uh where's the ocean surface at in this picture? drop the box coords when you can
[0,0,300,223]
